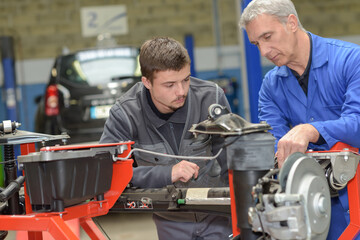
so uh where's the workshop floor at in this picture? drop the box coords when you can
[6,213,158,240]
[83,213,158,240]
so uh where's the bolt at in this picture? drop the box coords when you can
[317,196,327,214]
[340,174,348,183]
[214,107,222,115]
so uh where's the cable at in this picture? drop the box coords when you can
[256,209,268,240]
[116,147,223,161]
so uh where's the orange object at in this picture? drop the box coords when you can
[331,142,360,240]
[0,142,134,240]
[228,169,241,237]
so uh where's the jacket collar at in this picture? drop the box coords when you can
[140,85,189,129]
[274,32,328,77]
[309,32,328,69]
[272,32,327,106]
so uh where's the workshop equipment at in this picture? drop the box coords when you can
[189,103,275,240]
[0,120,69,216]
[111,185,231,216]
[189,104,360,239]
[0,120,134,239]
[248,143,360,239]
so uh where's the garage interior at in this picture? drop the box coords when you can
[1,0,360,239]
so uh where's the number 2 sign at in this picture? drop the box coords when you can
[80,5,128,37]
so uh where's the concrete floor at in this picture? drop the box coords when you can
[6,213,158,240]
[82,213,158,240]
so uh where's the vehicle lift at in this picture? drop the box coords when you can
[0,101,360,240]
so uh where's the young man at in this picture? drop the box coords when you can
[100,37,232,239]
[240,0,360,239]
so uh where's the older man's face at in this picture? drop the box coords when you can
[246,14,297,67]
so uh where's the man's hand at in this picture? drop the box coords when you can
[171,160,200,183]
[276,124,319,168]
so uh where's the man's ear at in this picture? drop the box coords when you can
[287,14,298,32]
[142,76,151,90]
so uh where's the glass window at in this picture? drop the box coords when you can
[60,48,139,86]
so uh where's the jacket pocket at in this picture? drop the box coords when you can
[133,142,176,166]
[324,105,341,116]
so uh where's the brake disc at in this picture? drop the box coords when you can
[285,154,331,240]
[279,152,307,191]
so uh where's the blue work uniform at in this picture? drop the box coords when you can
[258,32,360,239]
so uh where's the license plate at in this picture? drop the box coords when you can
[90,105,112,119]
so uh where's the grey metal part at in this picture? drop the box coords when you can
[279,152,307,191]
[308,151,360,185]
[225,133,275,171]
[0,130,69,145]
[188,104,271,136]
[249,194,307,240]
[17,144,127,163]
[184,197,230,205]
[250,155,331,240]
[285,156,331,240]
[184,187,230,205]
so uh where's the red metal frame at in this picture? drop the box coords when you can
[0,142,134,240]
[228,169,241,237]
[8,141,360,239]
[331,142,360,240]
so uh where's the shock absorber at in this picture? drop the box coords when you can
[189,104,275,239]
[226,132,275,240]
[3,144,20,214]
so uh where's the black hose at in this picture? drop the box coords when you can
[0,176,25,202]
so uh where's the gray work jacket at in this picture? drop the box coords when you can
[100,77,231,221]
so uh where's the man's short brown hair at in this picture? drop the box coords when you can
[139,37,191,82]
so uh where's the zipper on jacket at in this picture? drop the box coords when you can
[169,123,179,153]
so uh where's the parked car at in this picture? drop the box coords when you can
[35,46,141,144]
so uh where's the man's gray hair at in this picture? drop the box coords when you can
[239,0,304,30]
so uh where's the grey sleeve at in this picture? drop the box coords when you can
[131,165,173,188]
[100,105,173,188]
[100,105,134,143]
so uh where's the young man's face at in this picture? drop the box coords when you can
[142,64,191,114]
[245,14,297,67]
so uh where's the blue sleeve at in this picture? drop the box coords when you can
[258,73,290,150]
[310,48,360,149]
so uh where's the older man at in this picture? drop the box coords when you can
[240,0,360,239]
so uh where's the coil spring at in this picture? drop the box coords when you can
[3,145,15,166]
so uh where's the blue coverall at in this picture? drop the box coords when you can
[258,32,360,239]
